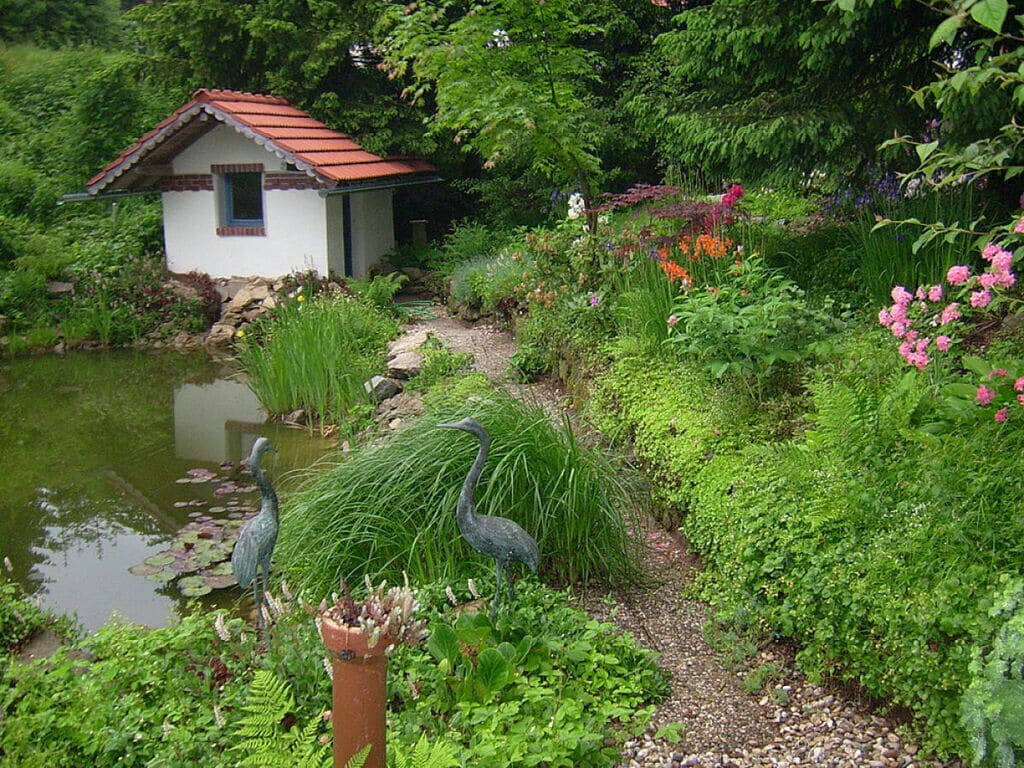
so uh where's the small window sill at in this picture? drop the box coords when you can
[217,226,266,237]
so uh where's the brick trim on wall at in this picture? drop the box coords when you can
[263,172,324,191]
[211,163,265,174]
[216,225,266,237]
[160,174,214,192]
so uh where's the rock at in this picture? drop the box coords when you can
[0,314,6,334]
[364,375,403,401]
[386,351,423,379]
[225,282,270,313]
[46,281,74,296]
[284,409,307,425]
[171,331,200,351]
[165,278,201,301]
[53,342,65,355]
[204,323,238,349]
[387,330,433,359]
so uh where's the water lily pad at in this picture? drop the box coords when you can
[173,501,188,508]
[236,485,257,493]
[170,558,202,574]
[188,500,207,507]
[176,530,201,544]
[208,561,235,576]
[146,571,175,583]
[175,478,192,484]
[214,485,236,496]
[178,575,213,597]
[128,563,160,576]
[209,506,227,514]
[143,553,175,567]
[203,574,237,589]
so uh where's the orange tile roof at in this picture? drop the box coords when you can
[86,89,436,193]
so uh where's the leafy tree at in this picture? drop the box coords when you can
[382,0,615,222]
[126,0,429,156]
[625,0,939,183]
[0,0,120,47]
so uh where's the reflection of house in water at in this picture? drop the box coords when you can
[174,379,266,463]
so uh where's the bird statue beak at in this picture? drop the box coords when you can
[436,421,458,430]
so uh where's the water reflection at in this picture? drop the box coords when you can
[174,378,266,464]
[0,352,333,632]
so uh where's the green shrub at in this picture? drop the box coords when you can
[450,251,527,317]
[406,339,473,391]
[0,577,68,665]
[237,293,399,430]
[611,253,676,358]
[585,352,754,524]
[276,386,643,595]
[686,329,1024,757]
[429,221,514,275]
[666,258,845,397]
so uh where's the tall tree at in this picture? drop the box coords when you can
[626,0,939,183]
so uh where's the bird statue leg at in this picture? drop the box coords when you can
[491,561,503,621]
[253,576,264,638]
[507,568,515,605]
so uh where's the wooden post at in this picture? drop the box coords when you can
[320,616,387,768]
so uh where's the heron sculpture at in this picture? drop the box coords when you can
[231,437,278,640]
[438,417,539,620]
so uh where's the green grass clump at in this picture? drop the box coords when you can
[276,387,643,595]
[236,294,398,428]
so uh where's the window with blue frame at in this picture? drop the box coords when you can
[225,172,264,226]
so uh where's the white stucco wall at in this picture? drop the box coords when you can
[325,195,346,276]
[163,124,329,278]
[349,189,395,277]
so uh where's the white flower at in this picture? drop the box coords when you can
[567,192,585,220]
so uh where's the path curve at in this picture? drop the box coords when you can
[404,308,964,768]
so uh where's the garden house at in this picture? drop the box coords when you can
[75,89,438,279]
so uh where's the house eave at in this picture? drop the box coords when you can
[59,188,163,205]
[318,175,443,196]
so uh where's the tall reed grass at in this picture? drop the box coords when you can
[848,189,981,306]
[613,255,676,356]
[236,294,398,428]
[275,389,644,596]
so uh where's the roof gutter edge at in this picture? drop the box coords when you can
[59,189,163,205]
[318,175,443,197]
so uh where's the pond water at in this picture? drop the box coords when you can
[0,351,335,632]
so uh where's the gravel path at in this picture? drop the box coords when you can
[398,308,966,768]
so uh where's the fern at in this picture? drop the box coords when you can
[961,576,1024,768]
[230,670,337,768]
[388,735,460,768]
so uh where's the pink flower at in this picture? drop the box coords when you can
[1018,393,1024,407]
[970,289,993,308]
[891,321,907,338]
[995,407,1009,423]
[977,385,996,405]
[907,352,930,370]
[940,303,961,324]
[991,248,1014,272]
[1015,377,1024,392]
[994,269,1016,288]
[667,315,679,327]
[982,243,1000,261]
[995,369,1009,377]
[936,335,951,352]
[947,265,971,285]
[915,287,927,301]
[979,272,998,289]
[916,338,930,353]
[928,285,943,302]
[879,308,893,327]
[1015,217,1024,234]
[891,286,913,305]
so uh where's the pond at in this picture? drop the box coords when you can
[0,350,335,632]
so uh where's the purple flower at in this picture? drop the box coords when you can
[589,295,600,307]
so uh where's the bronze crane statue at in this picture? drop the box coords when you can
[231,437,278,640]
[438,417,539,620]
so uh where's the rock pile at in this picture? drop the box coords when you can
[204,278,281,351]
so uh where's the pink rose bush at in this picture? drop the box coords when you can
[879,238,1022,422]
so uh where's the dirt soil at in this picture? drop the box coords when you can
[413,306,966,768]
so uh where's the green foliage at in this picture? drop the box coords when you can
[390,581,668,768]
[406,339,473,391]
[276,386,643,595]
[0,0,120,47]
[666,259,845,396]
[0,577,65,665]
[349,272,409,314]
[627,1,936,181]
[229,670,333,768]
[388,736,458,768]
[961,575,1024,768]
[847,189,981,306]
[237,293,399,430]
[684,329,1024,757]
[383,0,608,201]
[611,254,677,357]
[585,352,754,523]
[430,222,515,275]
[450,252,528,318]
[737,187,821,222]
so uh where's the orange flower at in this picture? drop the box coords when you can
[660,260,692,286]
